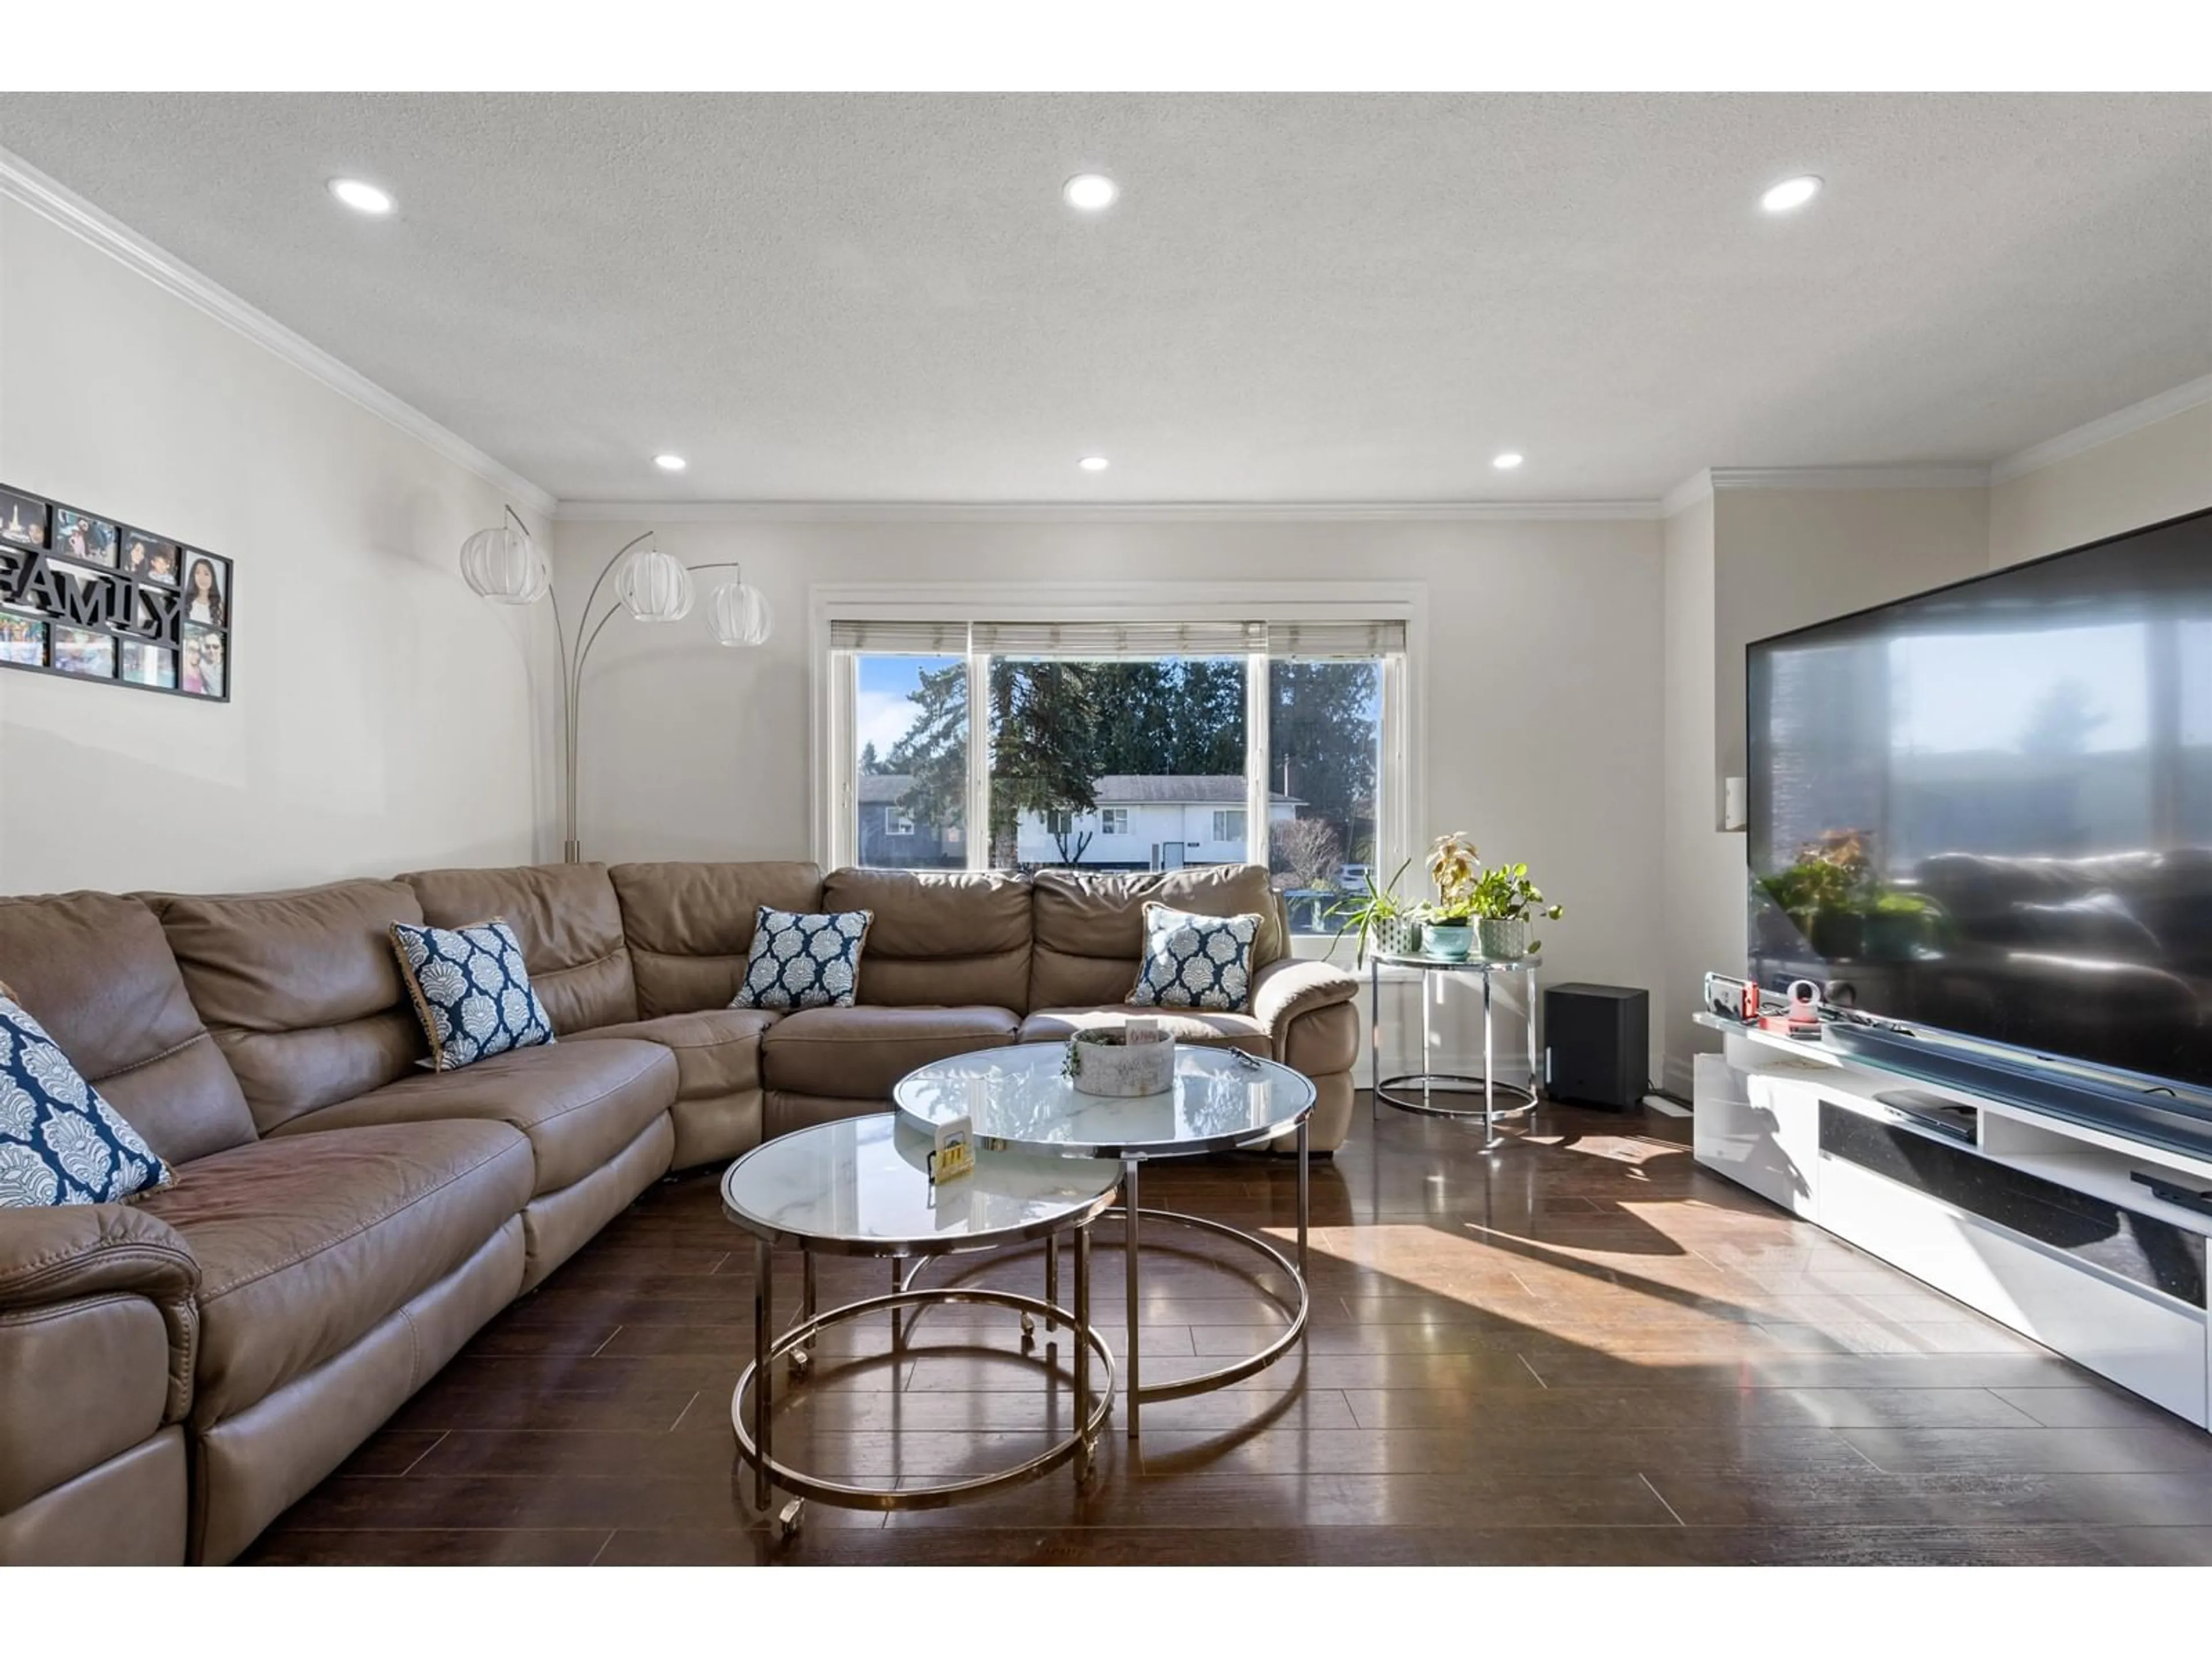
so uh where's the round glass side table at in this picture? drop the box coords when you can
[721,1112,1119,1535]
[1369,952,1543,1147]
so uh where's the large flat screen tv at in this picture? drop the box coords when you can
[1747,506,2212,1099]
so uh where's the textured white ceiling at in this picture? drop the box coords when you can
[2,92,2206,504]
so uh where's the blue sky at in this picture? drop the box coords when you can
[855,654,957,762]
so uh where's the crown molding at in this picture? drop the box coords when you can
[1988,374,2212,486]
[552,497,1664,524]
[0,144,557,519]
[1708,465,1991,493]
[1661,463,1994,516]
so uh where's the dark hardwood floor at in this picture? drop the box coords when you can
[243,1096,2212,1566]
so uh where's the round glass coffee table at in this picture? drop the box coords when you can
[721,1112,1119,1532]
[893,1042,1313,1439]
[1369,952,1543,1148]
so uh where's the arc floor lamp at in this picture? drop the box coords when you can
[460,507,771,862]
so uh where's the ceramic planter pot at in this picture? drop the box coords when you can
[1423,921,1473,961]
[1373,915,1422,959]
[1476,918,1530,959]
[1066,1032,1176,1097]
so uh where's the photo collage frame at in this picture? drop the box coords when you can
[0,481,232,702]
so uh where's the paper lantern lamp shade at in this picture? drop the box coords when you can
[616,544,694,622]
[707,578,772,646]
[459,521,548,604]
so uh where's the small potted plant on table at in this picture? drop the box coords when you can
[1421,833,1480,961]
[1328,858,1422,963]
[1467,861,1562,960]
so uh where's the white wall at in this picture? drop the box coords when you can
[1660,494,1738,1094]
[1988,400,2212,570]
[554,512,1670,1078]
[0,197,551,893]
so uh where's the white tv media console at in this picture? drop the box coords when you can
[1692,1013,2212,1427]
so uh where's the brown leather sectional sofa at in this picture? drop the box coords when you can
[0,859,1357,1565]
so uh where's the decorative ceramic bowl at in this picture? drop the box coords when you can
[1066,1028,1176,1097]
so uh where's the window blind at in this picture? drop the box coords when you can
[1266,620,1408,657]
[969,620,1264,659]
[828,619,972,653]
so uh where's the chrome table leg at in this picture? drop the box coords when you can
[1124,1157,1141,1440]
[752,1235,773,1512]
[1483,968,1498,1147]
[1297,1118,1309,1278]
[1074,1220,1095,1487]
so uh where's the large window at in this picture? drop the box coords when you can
[827,612,1408,937]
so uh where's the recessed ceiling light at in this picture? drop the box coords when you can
[1078,456,1110,472]
[1063,173,1119,212]
[328,177,394,216]
[1492,452,1525,470]
[1760,175,1823,214]
[654,454,687,472]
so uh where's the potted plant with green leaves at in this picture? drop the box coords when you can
[1420,832,1480,961]
[1466,861,1562,960]
[1327,858,1421,963]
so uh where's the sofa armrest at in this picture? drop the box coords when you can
[0,1205,200,1521]
[1250,957,1359,1056]
[0,1203,198,1313]
[0,1205,199,1423]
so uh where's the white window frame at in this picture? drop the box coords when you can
[813,582,1425,958]
[1211,808,1247,844]
[1099,807,1130,836]
[886,808,916,836]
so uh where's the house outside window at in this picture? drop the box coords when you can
[827,607,1410,939]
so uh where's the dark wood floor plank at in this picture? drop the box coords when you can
[241,1095,2206,1566]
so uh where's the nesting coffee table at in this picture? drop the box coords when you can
[720,1112,1119,1533]
[893,1042,1314,1438]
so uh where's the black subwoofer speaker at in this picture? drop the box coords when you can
[1543,982,1649,1110]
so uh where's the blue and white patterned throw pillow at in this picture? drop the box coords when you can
[1127,902,1263,1013]
[391,917,555,1071]
[730,906,873,1012]
[0,993,172,1209]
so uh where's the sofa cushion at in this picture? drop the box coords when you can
[400,863,638,1033]
[264,1039,676,1199]
[138,1119,532,1426]
[1128,902,1262,1012]
[762,1005,1020,1099]
[151,880,427,1134]
[821,869,1033,1012]
[609,861,824,1018]
[389,919,555,1070]
[0,992,172,1207]
[0,892,256,1165]
[1029,866,1286,1010]
[732,906,873,1012]
[576,1007,778,1102]
[1020,1005,1270,1056]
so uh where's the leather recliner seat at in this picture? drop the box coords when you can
[0,857,1358,1565]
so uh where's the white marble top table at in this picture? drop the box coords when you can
[892,1041,1315,1160]
[719,1112,1119,1256]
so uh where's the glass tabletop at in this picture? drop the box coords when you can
[1372,952,1543,972]
[893,1042,1315,1159]
[720,1113,1119,1255]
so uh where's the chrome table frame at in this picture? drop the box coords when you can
[1370,952,1543,1149]
[895,1047,1313,1441]
[723,1157,1117,1531]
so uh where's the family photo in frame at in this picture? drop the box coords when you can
[0,479,233,701]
